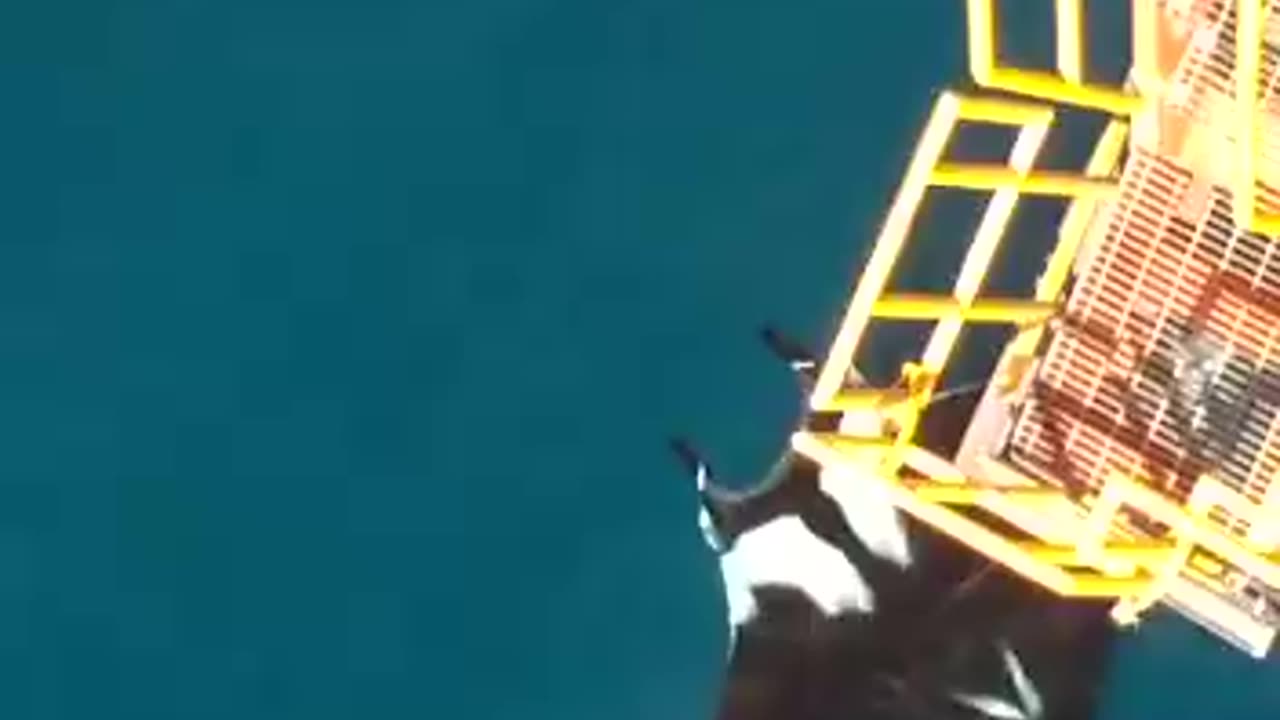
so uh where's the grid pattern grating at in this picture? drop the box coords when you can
[1166,0,1280,202]
[1007,148,1280,536]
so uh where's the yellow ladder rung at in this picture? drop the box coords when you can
[931,163,1117,196]
[873,294,1058,323]
[952,93,1055,126]
[987,68,1143,116]
[805,432,896,454]
[908,482,1064,504]
[824,387,913,412]
[1019,541,1179,567]
[1067,572,1154,598]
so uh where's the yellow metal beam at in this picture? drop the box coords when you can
[824,387,912,412]
[872,294,1058,323]
[965,0,1144,116]
[794,0,1280,650]
[998,116,1128,392]
[909,482,1064,504]
[1235,0,1262,231]
[1110,534,1197,625]
[900,443,972,485]
[966,0,997,87]
[931,164,1118,196]
[921,115,1051,374]
[809,91,964,408]
[1035,118,1128,298]
[810,84,1114,410]
[953,94,1056,126]
[1067,572,1155,597]
[1130,0,1158,95]
[792,431,1154,599]
[803,432,895,455]
[1089,473,1280,592]
[1233,0,1280,235]
[1055,0,1083,84]
[791,440,1269,620]
[988,68,1145,118]
[1019,540,1178,567]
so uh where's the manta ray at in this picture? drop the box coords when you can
[674,328,1117,720]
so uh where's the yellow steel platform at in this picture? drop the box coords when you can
[796,0,1280,658]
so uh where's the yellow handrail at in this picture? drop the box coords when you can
[1233,0,1280,234]
[965,0,1150,115]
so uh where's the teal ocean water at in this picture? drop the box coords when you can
[4,1,1278,718]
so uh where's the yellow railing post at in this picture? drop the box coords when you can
[1131,0,1159,96]
[1233,0,1280,235]
[1055,0,1084,84]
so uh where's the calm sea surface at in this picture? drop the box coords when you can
[3,1,1277,718]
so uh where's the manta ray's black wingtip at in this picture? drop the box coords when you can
[667,435,704,479]
[759,325,801,359]
[760,324,817,377]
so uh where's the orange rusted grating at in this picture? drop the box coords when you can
[1006,146,1280,538]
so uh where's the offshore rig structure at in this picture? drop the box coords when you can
[795,0,1280,658]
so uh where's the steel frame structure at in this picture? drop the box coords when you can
[792,0,1280,658]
